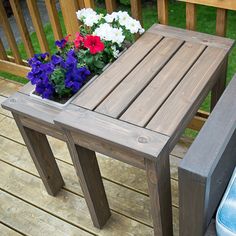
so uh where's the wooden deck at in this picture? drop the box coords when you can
[0,78,193,236]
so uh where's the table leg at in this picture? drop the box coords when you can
[65,131,111,228]
[13,114,64,196]
[146,150,173,236]
[211,57,228,111]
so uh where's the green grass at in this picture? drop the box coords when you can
[1,2,235,137]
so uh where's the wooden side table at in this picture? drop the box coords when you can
[2,24,234,236]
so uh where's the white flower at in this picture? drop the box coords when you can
[117,11,131,26]
[76,8,101,27]
[139,27,145,34]
[76,8,96,21]
[84,14,100,27]
[104,13,114,23]
[125,19,142,34]
[111,28,125,45]
[111,45,119,58]
[94,23,125,45]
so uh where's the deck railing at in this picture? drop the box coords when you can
[0,0,235,131]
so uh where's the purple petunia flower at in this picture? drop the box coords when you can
[55,39,67,49]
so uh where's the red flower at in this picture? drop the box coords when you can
[74,32,84,49]
[65,34,71,42]
[84,35,104,54]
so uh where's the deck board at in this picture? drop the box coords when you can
[0,78,193,235]
[0,223,23,236]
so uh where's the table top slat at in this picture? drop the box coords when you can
[146,46,227,137]
[72,32,163,110]
[121,42,206,126]
[96,37,183,118]
[148,24,234,50]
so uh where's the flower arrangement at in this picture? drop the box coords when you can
[27,8,144,102]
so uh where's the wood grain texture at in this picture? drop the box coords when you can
[210,57,227,110]
[105,0,117,13]
[186,2,196,31]
[73,32,163,109]
[96,38,183,118]
[121,42,205,126]
[83,0,95,8]
[0,161,154,235]
[157,0,168,24]
[179,75,236,236]
[147,47,227,139]
[65,131,111,228]
[216,8,227,37]
[26,0,50,53]
[0,38,8,60]
[177,0,236,11]
[0,223,23,236]
[131,0,142,22]
[55,104,169,162]
[0,1,22,64]
[59,0,80,36]
[0,191,91,236]
[0,133,181,228]
[96,37,183,118]
[146,150,173,236]
[45,0,63,41]
[0,59,30,77]
[13,113,65,196]
[148,24,234,50]
[9,0,34,58]
[1,92,62,127]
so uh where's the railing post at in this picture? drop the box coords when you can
[157,0,168,25]
[59,0,80,37]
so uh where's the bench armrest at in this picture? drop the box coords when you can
[179,75,236,236]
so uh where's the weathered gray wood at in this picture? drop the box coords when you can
[147,47,228,148]
[1,92,65,140]
[205,220,216,236]
[55,104,169,163]
[179,75,236,236]
[65,130,111,228]
[0,160,154,235]
[0,191,92,236]
[148,24,235,50]
[13,113,64,196]
[72,32,163,110]
[146,149,173,236]
[210,57,228,110]
[121,42,205,126]
[96,37,183,117]
[0,223,23,236]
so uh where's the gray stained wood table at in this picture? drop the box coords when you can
[2,24,234,236]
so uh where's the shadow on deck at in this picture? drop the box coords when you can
[0,77,193,236]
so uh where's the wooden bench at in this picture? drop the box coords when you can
[179,74,236,236]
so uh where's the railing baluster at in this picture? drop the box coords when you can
[9,0,34,58]
[59,0,80,37]
[131,0,142,23]
[0,0,23,64]
[0,39,8,61]
[45,0,63,41]
[157,0,168,25]
[186,2,196,30]
[78,0,85,9]
[26,0,50,53]
[216,8,227,37]
[105,0,117,14]
[83,0,95,9]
